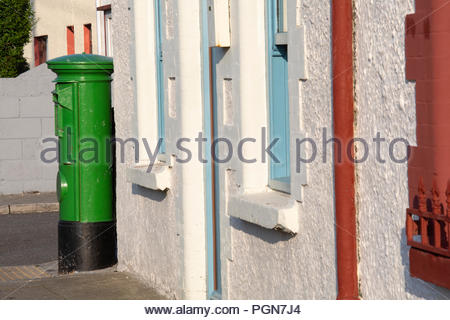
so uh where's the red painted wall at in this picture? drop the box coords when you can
[405,0,450,288]
[406,0,450,210]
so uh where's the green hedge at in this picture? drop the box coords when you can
[0,0,34,77]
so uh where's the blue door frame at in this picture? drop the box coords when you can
[201,0,222,299]
[267,0,290,193]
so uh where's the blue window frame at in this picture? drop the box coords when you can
[267,0,290,193]
[155,0,165,153]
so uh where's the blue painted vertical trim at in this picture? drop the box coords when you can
[201,0,221,299]
[155,0,166,153]
[211,48,222,298]
[267,0,290,193]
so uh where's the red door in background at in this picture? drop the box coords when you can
[84,24,92,54]
[67,26,75,55]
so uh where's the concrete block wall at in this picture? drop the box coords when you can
[0,65,57,195]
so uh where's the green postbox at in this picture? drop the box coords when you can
[47,54,116,273]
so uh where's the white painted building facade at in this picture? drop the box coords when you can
[111,0,450,299]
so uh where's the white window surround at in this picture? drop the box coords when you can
[212,0,302,234]
[128,0,171,193]
[228,190,300,234]
[132,0,160,162]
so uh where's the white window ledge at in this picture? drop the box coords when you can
[126,163,171,191]
[228,191,299,234]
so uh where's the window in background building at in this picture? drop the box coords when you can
[96,4,112,56]
[34,36,47,66]
[104,10,113,56]
[267,0,290,193]
[67,26,75,55]
[84,24,92,54]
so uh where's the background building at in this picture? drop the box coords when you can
[23,0,99,67]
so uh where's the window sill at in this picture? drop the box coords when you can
[228,190,299,234]
[126,162,171,191]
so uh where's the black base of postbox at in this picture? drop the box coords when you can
[58,220,117,274]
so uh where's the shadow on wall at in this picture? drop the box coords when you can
[131,184,167,203]
[230,216,295,244]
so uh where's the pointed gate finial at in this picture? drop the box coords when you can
[432,179,440,215]
[418,177,426,213]
[446,179,450,216]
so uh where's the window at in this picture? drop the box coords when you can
[34,36,47,66]
[67,26,75,55]
[267,0,290,193]
[155,0,165,152]
[277,0,288,33]
[96,4,112,56]
[104,10,113,56]
[84,24,92,54]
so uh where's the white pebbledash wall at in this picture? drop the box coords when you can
[0,65,57,195]
[112,0,178,299]
[113,0,207,299]
[113,0,336,299]
[112,0,450,299]
[220,0,336,299]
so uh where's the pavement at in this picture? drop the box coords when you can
[0,212,58,266]
[0,268,166,300]
[0,194,166,300]
[0,192,59,215]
